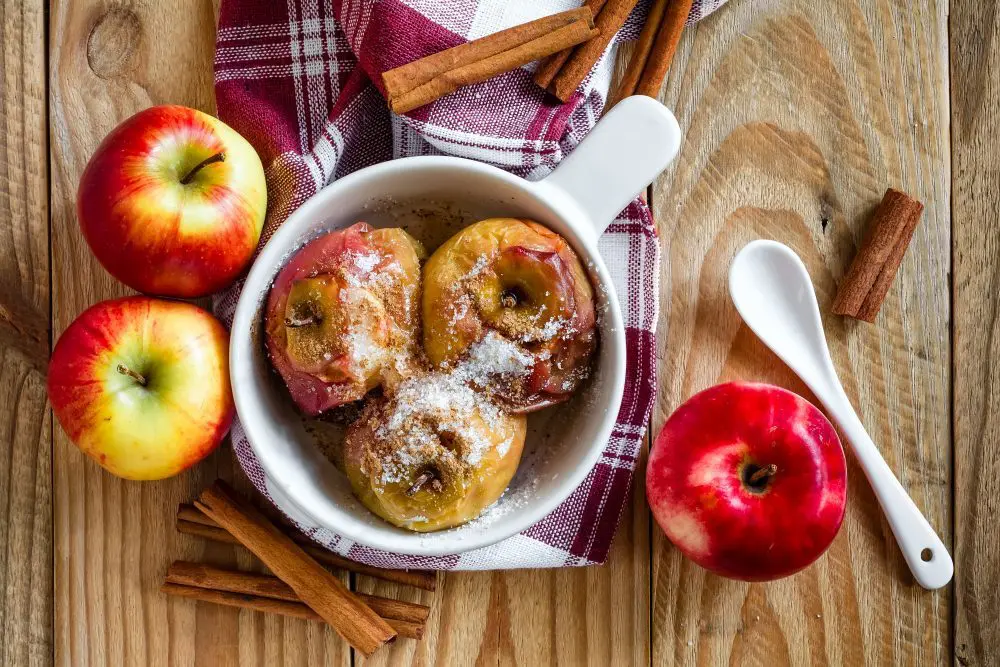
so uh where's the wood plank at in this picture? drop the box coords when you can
[355,571,488,667]
[649,2,950,665]
[951,3,1000,666]
[499,438,650,667]
[0,0,52,665]
[47,1,348,665]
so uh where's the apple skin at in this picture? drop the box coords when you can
[647,382,847,582]
[77,105,267,298]
[47,296,234,481]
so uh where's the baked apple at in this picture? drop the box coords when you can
[344,372,527,531]
[265,223,425,415]
[422,218,597,412]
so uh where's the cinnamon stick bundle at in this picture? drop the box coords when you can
[194,481,396,656]
[383,8,598,114]
[176,504,436,591]
[166,561,430,623]
[832,188,924,322]
[605,0,671,108]
[161,583,426,640]
[534,0,609,89]
[535,0,641,103]
[164,562,429,638]
[608,0,693,108]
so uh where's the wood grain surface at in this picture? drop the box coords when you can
[649,1,951,665]
[48,1,344,666]
[1,1,52,666]
[0,0,994,665]
[951,3,1000,667]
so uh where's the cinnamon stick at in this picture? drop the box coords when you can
[549,0,641,103]
[385,8,591,93]
[194,481,396,656]
[383,8,597,114]
[534,0,610,89]
[856,209,921,322]
[634,0,694,98]
[177,504,437,591]
[832,188,923,322]
[161,583,425,640]
[166,562,430,624]
[606,0,670,109]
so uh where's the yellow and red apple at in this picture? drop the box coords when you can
[422,218,597,413]
[343,372,527,532]
[47,296,234,481]
[265,222,425,416]
[647,382,848,581]
[77,105,267,298]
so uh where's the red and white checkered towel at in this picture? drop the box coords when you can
[214,0,727,570]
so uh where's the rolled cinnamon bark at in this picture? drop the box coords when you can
[605,0,670,108]
[384,8,597,113]
[161,583,425,640]
[534,0,610,89]
[832,188,923,322]
[855,200,922,322]
[166,561,430,624]
[550,0,641,102]
[634,0,694,98]
[177,503,437,591]
[194,481,396,656]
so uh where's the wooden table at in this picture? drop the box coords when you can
[2,0,995,664]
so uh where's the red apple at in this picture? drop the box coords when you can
[647,382,847,581]
[48,296,234,480]
[77,105,267,297]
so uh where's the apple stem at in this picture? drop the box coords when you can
[180,152,226,184]
[406,470,442,496]
[285,315,320,328]
[748,464,778,485]
[500,287,525,309]
[117,364,147,386]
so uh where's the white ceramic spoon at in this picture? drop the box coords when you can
[728,240,952,590]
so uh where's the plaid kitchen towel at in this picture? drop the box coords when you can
[213,0,727,570]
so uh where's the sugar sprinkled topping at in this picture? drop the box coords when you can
[454,331,534,383]
[466,254,490,279]
[535,316,572,342]
[372,370,511,485]
[336,287,390,378]
[346,250,381,275]
[446,296,470,329]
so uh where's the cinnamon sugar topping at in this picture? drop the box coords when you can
[375,372,509,471]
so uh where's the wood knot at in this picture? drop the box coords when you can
[87,8,142,80]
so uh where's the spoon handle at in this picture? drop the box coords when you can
[820,381,953,589]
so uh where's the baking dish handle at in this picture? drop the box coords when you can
[540,96,682,242]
